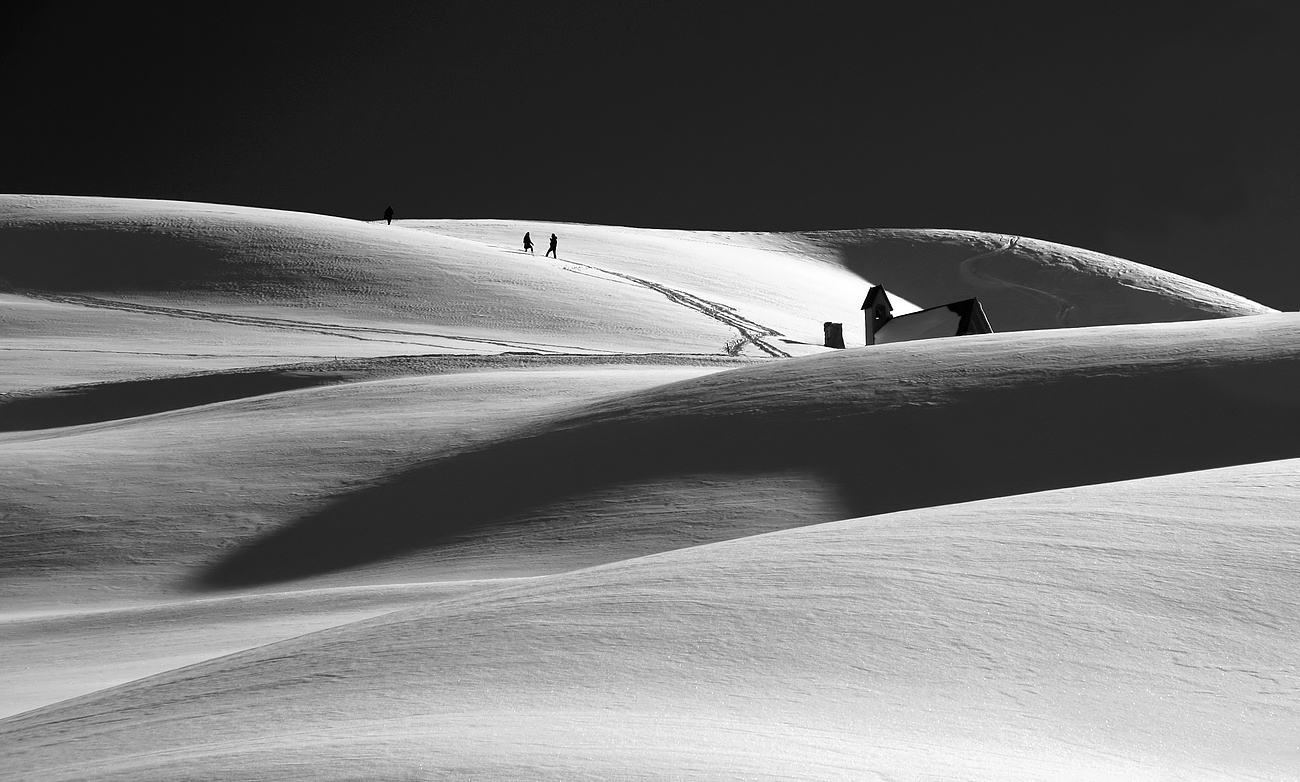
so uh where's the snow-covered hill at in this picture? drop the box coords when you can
[1,196,1295,780]
[788,227,1277,328]
[5,461,1297,780]
[1,196,1274,389]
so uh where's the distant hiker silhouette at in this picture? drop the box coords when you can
[546,233,558,258]
[383,205,394,225]
[523,232,534,254]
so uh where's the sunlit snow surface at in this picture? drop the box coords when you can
[1,196,1296,780]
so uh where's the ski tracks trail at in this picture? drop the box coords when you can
[958,236,1075,326]
[556,257,792,358]
[7,248,796,360]
[8,290,606,356]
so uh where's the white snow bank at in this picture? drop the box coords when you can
[196,313,1300,590]
[0,196,860,360]
[4,458,1296,780]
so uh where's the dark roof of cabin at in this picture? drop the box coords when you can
[861,285,892,312]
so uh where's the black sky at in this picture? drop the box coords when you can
[3,1,1299,308]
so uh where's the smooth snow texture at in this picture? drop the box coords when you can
[198,315,1300,590]
[4,462,1298,780]
[1,195,1296,780]
[2,196,1273,390]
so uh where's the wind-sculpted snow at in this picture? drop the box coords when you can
[2,198,1273,387]
[0,196,863,362]
[5,460,1298,780]
[4,196,1297,780]
[0,353,758,431]
[0,365,738,603]
[0,196,743,358]
[792,228,1276,330]
[203,314,1300,588]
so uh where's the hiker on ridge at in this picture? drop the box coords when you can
[546,233,558,258]
[523,232,534,254]
[384,205,394,225]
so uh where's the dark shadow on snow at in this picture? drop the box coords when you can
[808,231,990,314]
[198,354,1300,589]
[0,226,236,291]
[0,371,351,431]
[0,355,765,432]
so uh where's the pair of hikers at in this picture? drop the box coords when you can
[523,231,557,258]
[384,210,557,260]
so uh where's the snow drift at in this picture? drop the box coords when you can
[202,314,1300,588]
[4,459,1297,780]
[2,195,1295,781]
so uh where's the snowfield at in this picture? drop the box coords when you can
[1,195,1296,780]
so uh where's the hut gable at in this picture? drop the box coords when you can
[861,285,895,345]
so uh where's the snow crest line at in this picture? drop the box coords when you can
[958,237,1075,326]
[11,290,605,356]
[560,259,791,358]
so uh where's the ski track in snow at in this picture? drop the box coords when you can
[480,238,791,357]
[958,236,1076,326]
[557,257,792,358]
[11,289,611,356]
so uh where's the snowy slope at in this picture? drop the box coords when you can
[0,195,861,384]
[7,313,1296,605]
[2,197,1273,390]
[788,228,1277,329]
[415,221,1276,332]
[3,459,1297,780]
[1,196,1295,781]
[197,313,1300,589]
[0,365,728,605]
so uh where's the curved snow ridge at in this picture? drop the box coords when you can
[6,458,1297,780]
[794,228,1275,331]
[957,236,1076,326]
[1005,233,1275,319]
[569,312,1300,425]
[196,314,1300,588]
[0,195,745,356]
[0,194,442,294]
[0,353,760,432]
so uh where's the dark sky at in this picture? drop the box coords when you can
[4,1,1299,308]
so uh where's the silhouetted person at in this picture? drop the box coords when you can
[546,233,558,258]
[384,205,394,225]
[523,232,534,254]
